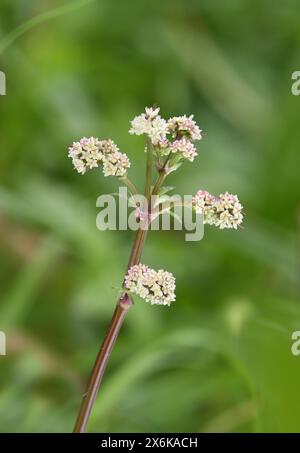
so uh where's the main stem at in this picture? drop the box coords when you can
[73,293,133,433]
[73,141,155,433]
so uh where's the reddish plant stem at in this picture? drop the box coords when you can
[73,293,133,433]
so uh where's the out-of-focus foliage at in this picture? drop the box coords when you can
[0,0,299,433]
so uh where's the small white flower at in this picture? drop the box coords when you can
[129,107,168,145]
[170,137,198,162]
[145,107,160,118]
[124,263,176,306]
[168,115,202,141]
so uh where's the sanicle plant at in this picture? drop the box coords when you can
[68,107,243,433]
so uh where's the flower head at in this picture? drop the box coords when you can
[124,263,176,306]
[129,107,168,145]
[214,192,243,229]
[68,137,130,177]
[168,115,202,141]
[68,137,103,174]
[193,190,243,229]
[170,137,198,162]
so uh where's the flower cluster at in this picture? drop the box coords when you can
[170,137,198,162]
[129,107,202,163]
[101,140,130,177]
[129,107,168,145]
[68,137,130,177]
[167,115,202,141]
[124,263,176,306]
[193,190,243,229]
[68,137,102,174]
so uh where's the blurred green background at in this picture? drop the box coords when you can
[0,0,299,433]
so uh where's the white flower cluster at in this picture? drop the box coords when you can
[68,137,102,174]
[129,107,168,145]
[129,107,202,162]
[68,137,130,177]
[170,137,198,162]
[193,190,243,229]
[167,114,202,141]
[124,263,176,306]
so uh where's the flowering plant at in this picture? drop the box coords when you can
[68,107,243,432]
